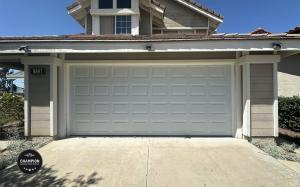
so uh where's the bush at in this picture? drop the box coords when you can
[278,96,300,132]
[0,93,24,124]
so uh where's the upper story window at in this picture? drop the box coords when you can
[117,0,131,9]
[99,0,113,9]
[116,16,131,34]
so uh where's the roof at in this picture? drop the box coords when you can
[251,28,271,35]
[0,33,299,42]
[7,71,24,80]
[67,1,79,11]
[287,26,300,34]
[151,0,166,10]
[67,0,223,21]
[181,0,223,20]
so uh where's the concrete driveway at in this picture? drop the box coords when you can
[1,138,300,187]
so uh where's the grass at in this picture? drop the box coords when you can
[251,138,300,162]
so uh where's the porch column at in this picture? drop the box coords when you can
[21,56,60,137]
[239,55,280,138]
[24,65,30,137]
[50,63,58,137]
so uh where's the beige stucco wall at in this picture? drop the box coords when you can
[250,64,274,137]
[278,54,300,97]
[29,65,50,136]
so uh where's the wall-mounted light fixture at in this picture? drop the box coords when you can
[18,45,30,53]
[272,42,282,50]
[145,44,153,51]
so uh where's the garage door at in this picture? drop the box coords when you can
[70,64,232,136]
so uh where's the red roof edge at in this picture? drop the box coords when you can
[251,28,272,35]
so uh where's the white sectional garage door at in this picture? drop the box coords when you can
[70,64,232,136]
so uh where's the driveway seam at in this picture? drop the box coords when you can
[145,138,150,187]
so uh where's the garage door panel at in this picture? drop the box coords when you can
[74,102,91,114]
[72,66,90,80]
[73,85,90,96]
[132,67,149,78]
[94,66,111,79]
[112,67,130,78]
[70,65,232,136]
[93,85,110,96]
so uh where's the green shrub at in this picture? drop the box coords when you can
[278,96,300,132]
[0,93,24,124]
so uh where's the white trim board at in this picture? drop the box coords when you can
[273,62,279,137]
[24,65,30,137]
[66,64,71,137]
[238,55,281,64]
[153,27,209,30]
[242,64,251,137]
[231,64,236,137]
[64,59,236,65]
[1,40,300,54]
[65,62,237,137]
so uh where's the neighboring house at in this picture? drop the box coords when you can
[0,0,299,139]
[6,71,24,95]
[278,26,300,97]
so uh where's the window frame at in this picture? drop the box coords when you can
[114,15,132,35]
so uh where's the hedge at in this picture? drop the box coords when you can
[279,96,300,132]
[0,93,24,125]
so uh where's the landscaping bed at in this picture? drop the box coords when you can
[251,138,300,162]
[0,122,24,140]
[0,137,52,171]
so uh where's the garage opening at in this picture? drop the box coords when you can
[69,64,232,136]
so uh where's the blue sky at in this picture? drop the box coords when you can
[0,0,299,36]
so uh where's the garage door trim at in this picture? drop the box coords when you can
[65,60,236,137]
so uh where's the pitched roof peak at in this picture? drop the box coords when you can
[250,28,271,35]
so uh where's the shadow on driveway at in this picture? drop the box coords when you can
[0,164,103,187]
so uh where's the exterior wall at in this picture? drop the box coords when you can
[29,65,50,136]
[90,0,140,35]
[86,13,93,34]
[139,8,151,35]
[157,0,208,28]
[278,54,300,97]
[250,64,274,136]
[100,16,114,34]
[21,54,280,138]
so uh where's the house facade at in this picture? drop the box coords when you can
[0,0,299,139]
